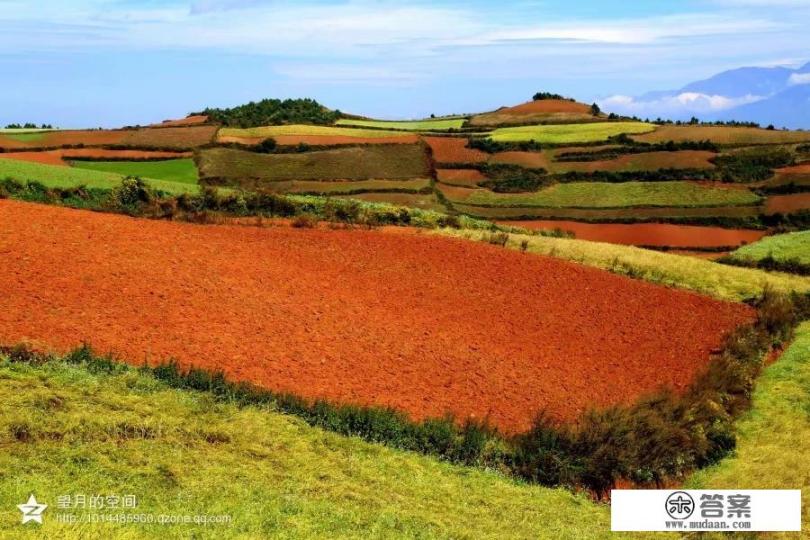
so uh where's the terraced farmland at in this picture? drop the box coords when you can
[729,230,810,265]
[71,158,199,184]
[219,124,418,145]
[0,159,198,194]
[0,199,753,433]
[633,125,810,145]
[489,121,655,144]
[197,146,430,186]
[469,99,595,126]
[336,117,466,131]
[439,181,761,208]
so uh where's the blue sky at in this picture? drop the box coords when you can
[1,0,809,127]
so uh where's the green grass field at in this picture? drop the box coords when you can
[198,146,429,186]
[1,132,47,142]
[0,355,622,540]
[687,321,810,537]
[437,229,810,301]
[0,159,198,194]
[336,118,466,131]
[71,159,199,185]
[489,122,655,144]
[441,181,762,208]
[219,124,413,139]
[729,230,810,265]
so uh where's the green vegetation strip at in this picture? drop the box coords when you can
[437,229,810,302]
[71,159,199,185]
[0,352,615,539]
[336,118,466,131]
[0,159,198,194]
[219,124,412,139]
[451,181,762,209]
[730,230,810,265]
[489,122,655,144]
[687,321,810,533]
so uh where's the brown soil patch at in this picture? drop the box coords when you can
[424,137,487,164]
[490,151,550,169]
[436,169,486,187]
[497,100,592,115]
[154,115,209,128]
[765,193,810,214]
[0,130,127,150]
[502,220,766,248]
[469,100,594,127]
[0,149,192,167]
[0,200,752,433]
[552,151,716,174]
[119,125,218,148]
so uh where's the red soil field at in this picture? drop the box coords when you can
[553,151,716,173]
[436,168,486,187]
[0,130,127,150]
[424,137,487,164]
[0,200,753,434]
[217,134,419,146]
[490,151,550,169]
[0,149,192,167]
[765,193,810,214]
[469,100,594,126]
[501,220,767,248]
[495,100,591,115]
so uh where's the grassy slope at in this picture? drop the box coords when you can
[219,125,413,139]
[336,118,465,131]
[71,159,199,185]
[0,159,198,194]
[730,230,810,265]
[687,321,810,539]
[489,122,655,143]
[445,181,761,208]
[437,229,810,301]
[0,358,624,540]
[1,132,47,142]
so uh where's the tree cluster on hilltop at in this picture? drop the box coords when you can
[5,123,54,129]
[532,92,575,102]
[198,98,340,128]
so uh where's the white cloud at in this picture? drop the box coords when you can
[788,72,810,86]
[599,92,764,118]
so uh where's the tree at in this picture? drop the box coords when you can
[590,103,601,116]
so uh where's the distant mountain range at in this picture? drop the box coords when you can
[599,61,810,129]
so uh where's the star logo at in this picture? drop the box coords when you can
[17,494,47,525]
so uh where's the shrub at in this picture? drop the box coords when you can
[291,214,318,228]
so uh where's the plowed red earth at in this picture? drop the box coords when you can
[766,193,810,214]
[0,200,753,433]
[424,137,488,164]
[501,220,767,248]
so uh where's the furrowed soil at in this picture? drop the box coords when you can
[424,137,488,164]
[0,200,753,434]
[765,193,810,214]
[436,168,486,187]
[502,220,767,248]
